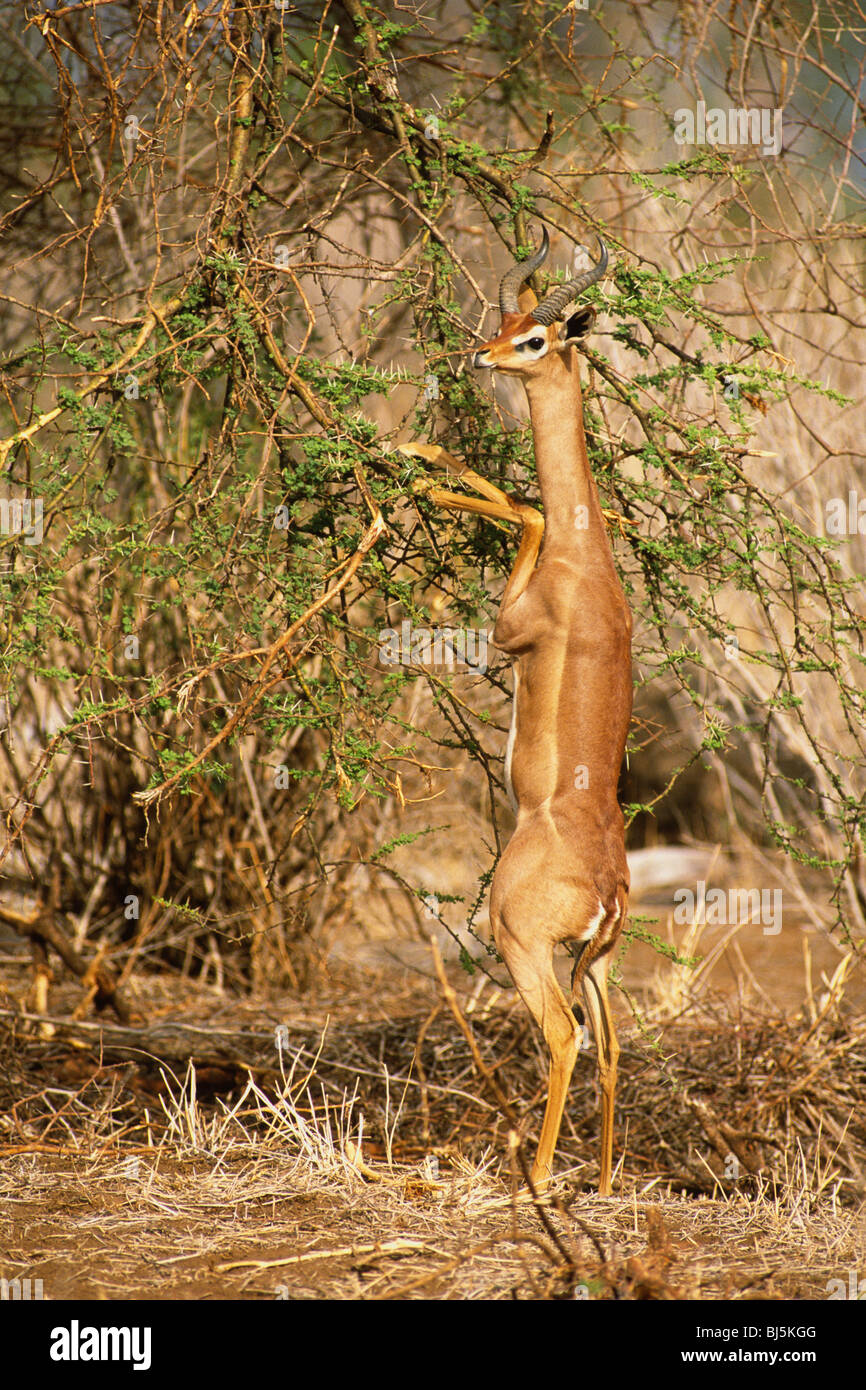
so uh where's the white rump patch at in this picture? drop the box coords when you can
[578,898,607,942]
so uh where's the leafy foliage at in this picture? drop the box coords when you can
[0,0,863,984]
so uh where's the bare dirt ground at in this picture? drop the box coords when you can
[2,937,865,1302]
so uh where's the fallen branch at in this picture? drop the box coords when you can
[215,1238,426,1274]
[0,901,130,1024]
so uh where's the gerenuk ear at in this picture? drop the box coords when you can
[517,285,539,314]
[560,306,596,345]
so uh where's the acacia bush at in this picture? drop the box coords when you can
[0,0,863,1001]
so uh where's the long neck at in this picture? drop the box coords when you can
[522,349,606,550]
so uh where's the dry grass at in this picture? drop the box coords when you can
[2,942,865,1301]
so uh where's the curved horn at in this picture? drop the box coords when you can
[498,226,550,314]
[530,235,608,325]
